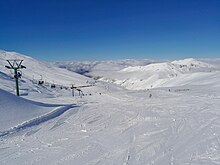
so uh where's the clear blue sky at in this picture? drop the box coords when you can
[0,0,220,61]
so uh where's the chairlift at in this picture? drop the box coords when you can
[38,80,44,85]
[17,70,22,78]
[51,84,56,88]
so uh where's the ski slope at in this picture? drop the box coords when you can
[0,89,76,137]
[0,50,90,94]
[0,50,220,165]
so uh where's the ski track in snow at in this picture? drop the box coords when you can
[0,104,77,137]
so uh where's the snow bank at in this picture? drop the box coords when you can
[0,89,55,131]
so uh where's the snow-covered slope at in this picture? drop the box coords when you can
[55,59,158,77]
[0,50,91,98]
[0,50,89,135]
[56,58,218,90]
[1,73,220,165]
[97,58,218,90]
[0,50,89,91]
[0,89,52,131]
[0,88,77,138]
[1,50,220,165]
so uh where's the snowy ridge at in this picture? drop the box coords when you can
[171,58,215,72]
[56,57,218,90]
[98,58,218,90]
[123,58,214,73]
[55,59,158,76]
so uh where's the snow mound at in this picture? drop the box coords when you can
[0,89,53,131]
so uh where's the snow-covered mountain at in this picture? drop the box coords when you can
[56,57,219,90]
[1,50,220,165]
[0,50,89,85]
[55,59,159,76]
[91,58,218,90]
[0,50,90,95]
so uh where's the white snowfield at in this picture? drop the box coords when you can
[0,50,220,165]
